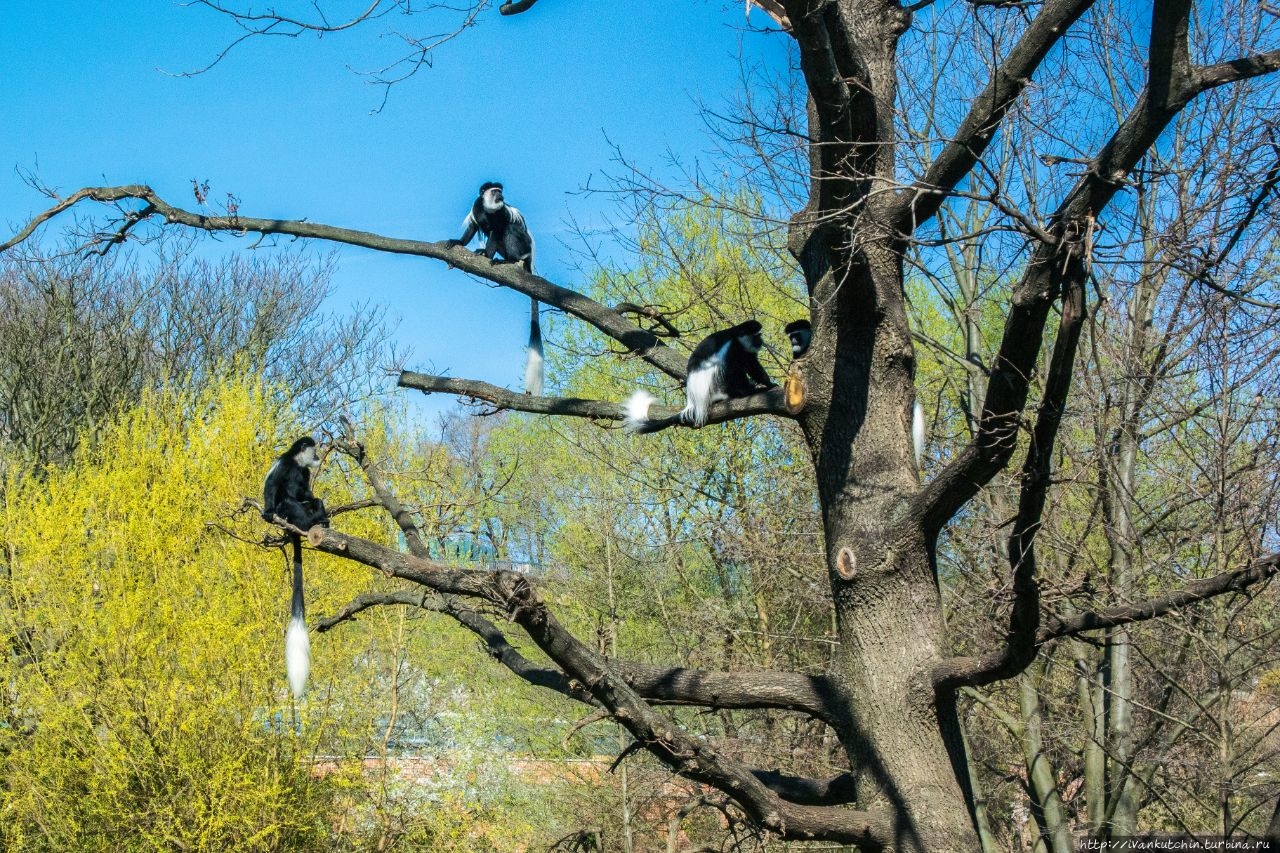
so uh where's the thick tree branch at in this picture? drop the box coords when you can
[930,268,1088,690]
[615,662,836,722]
[934,553,1280,689]
[752,769,858,806]
[397,371,791,428]
[332,418,431,558]
[306,527,834,717]
[326,498,380,516]
[315,589,432,630]
[1038,552,1280,642]
[786,1,854,149]
[303,525,888,845]
[784,0,876,226]
[915,0,1248,536]
[314,588,597,703]
[322,423,595,704]
[321,420,836,726]
[318,582,837,717]
[0,185,687,380]
[892,0,1096,232]
[1193,48,1280,93]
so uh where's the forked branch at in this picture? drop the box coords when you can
[893,0,1096,232]
[305,523,888,845]
[934,552,1280,689]
[320,420,836,721]
[931,265,1088,690]
[915,0,1271,535]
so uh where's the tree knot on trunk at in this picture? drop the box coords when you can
[496,572,540,622]
[836,547,858,580]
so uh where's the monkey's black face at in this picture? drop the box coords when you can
[481,187,505,212]
[294,445,319,469]
[789,329,812,357]
[739,332,764,353]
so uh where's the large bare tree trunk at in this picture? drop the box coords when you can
[798,284,975,848]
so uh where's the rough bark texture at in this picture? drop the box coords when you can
[776,2,978,845]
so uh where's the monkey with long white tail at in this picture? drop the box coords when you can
[262,436,330,700]
[448,181,543,395]
[525,298,544,396]
[625,320,776,434]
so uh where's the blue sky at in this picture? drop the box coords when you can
[1,2,789,415]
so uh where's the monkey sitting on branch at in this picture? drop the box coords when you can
[447,181,544,396]
[624,320,776,433]
[262,436,330,700]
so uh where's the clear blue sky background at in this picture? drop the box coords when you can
[1,2,788,415]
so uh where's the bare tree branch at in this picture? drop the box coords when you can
[315,588,432,630]
[301,524,888,844]
[183,0,485,89]
[752,0,792,30]
[931,264,1088,689]
[1038,552,1280,642]
[915,0,1245,536]
[891,0,1096,232]
[613,302,681,337]
[313,588,598,703]
[332,416,431,557]
[0,185,688,380]
[303,516,838,716]
[787,0,854,153]
[1193,48,1280,93]
[752,769,858,806]
[316,583,840,718]
[326,498,380,516]
[397,371,791,428]
[614,662,836,721]
[934,552,1280,689]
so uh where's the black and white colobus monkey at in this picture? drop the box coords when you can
[448,182,544,395]
[625,320,776,433]
[262,436,330,700]
[785,319,812,358]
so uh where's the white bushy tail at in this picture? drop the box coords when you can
[624,391,656,433]
[524,347,544,396]
[286,616,310,700]
[286,540,309,700]
[524,299,544,395]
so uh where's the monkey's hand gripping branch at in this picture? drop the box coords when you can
[0,184,687,381]
[397,371,790,430]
